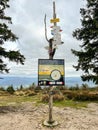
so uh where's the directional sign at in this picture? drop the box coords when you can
[54,33,61,40]
[50,18,60,23]
[51,26,62,45]
[53,39,61,45]
[53,33,61,45]
[51,30,55,35]
[52,26,60,32]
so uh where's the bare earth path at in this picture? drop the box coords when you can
[0,102,98,130]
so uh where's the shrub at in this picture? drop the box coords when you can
[53,94,64,101]
[6,85,15,94]
[56,86,68,90]
[25,90,36,96]
[15,90,36,96]
[20,85,23,90]
[28,83,36,90]
[42,94,64,103]
[94,86,98,91]
[81,84,89,90]
[62,90,72,95]
[85,93,98,101]
[0,87,5,91]
[66,91,98,101]
[34,86,42,93]
[69,85,80,91]
[66,91,77,100]
[42,94,49,102]
[74,93,89,101]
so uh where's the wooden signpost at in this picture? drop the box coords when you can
[42,1,64,127]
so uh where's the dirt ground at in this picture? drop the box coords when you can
[0,102,98,130]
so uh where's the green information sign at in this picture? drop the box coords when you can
[38,59,65,86]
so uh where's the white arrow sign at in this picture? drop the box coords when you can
[53,33,61,45]
[51,26,60,35]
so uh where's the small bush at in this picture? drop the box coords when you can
[74,93,89,101]
[28,83,36,90]
[6,85,15,94]
[62,90,73,95]
[14,91,24,96]
[42,94,64,103]
[69,85,79,91]
[15,90,36,96]
[64,90,98,101]
[53,94,64,101]
[34,86,42,93]
[42,94,49,102]
[80,84,89,90]
[27,92,36,96]
[25,90,36,96]
[66,92,77,100]
[0,87,5,91]
[20,85,24,90]
[56,86,68,90]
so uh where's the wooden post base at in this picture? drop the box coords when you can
[43,120,58,127]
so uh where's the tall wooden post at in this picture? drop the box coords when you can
[43,1,59,127]
[53,1,56,26]
[48,86,54,123]
[48,1,56,124]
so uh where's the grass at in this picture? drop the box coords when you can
[0,90,97,108]
[0,94,89,108]
[53,100,89,108]
[0,94,42,106]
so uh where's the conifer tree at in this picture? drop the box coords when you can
[72,0,98,84]
[0,0,25,73]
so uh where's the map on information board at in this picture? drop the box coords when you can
[38,59,65,86]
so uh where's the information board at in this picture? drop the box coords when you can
[38,59,65,86]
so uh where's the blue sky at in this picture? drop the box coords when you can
[2,0,86,77]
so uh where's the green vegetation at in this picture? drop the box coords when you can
[6,85,15,94]
[0,96,33,106]
[0,0,25,73]
[0,84,98,108]
[54,100,88,108]
[72,0,98,84]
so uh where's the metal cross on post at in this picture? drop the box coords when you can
[43,1,64,127]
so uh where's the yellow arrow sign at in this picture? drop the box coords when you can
[50,18,60,23]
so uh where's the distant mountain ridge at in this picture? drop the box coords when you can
[0,76,95,89]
